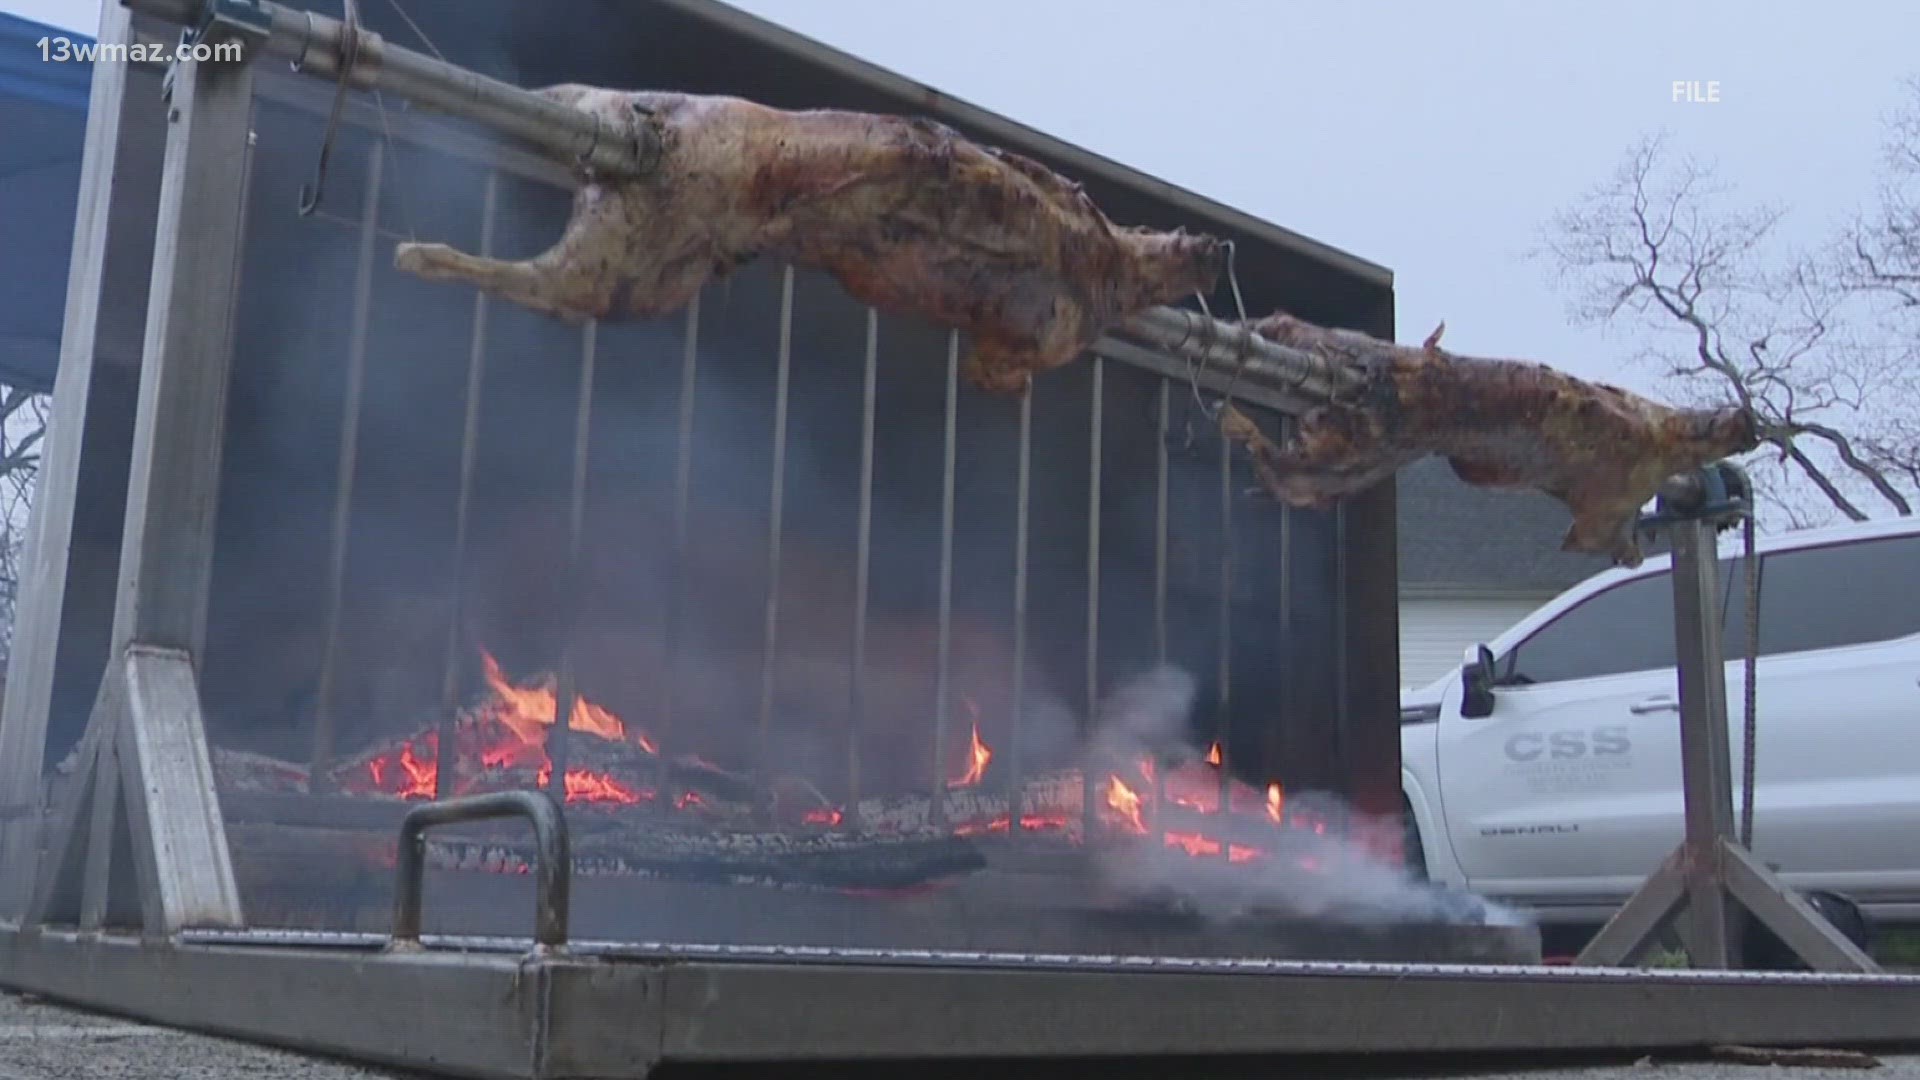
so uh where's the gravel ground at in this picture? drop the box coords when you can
[1451,1054,1920,1078]
[0,990,426,1080]
[4,987,1918,1079]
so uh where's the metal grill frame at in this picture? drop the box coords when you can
[214,71,1335,825]
[28,6,1920,1079]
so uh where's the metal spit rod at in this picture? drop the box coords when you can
[126,0,653,178]
[124,0,1360,419]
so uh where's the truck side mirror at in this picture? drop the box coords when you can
[1461,644,1498,718]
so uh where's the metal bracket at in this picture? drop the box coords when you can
[162,0,268,101]
[390,791,572,952]
[25,645,245,939]
[1580,460,1878,973]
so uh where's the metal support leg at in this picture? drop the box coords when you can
[27,47,254,938]
[1579,494,1879,973]
[0,1,167,921]
[433,173,498,800]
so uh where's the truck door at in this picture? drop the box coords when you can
[1435,569,1687,902]
[1726,532,1920,901]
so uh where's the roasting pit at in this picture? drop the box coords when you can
[4,0,1525,975]
[41,644,1534,961]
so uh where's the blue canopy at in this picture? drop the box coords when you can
[0,11,93,393]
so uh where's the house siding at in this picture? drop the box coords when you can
[1398,594,1550,690]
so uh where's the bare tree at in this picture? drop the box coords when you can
[1536,78,1920,528]
[0,383,50,670]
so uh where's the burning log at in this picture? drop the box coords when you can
[424,823,986,891]
[394,88,1225,394]
[1218,315,1762,567]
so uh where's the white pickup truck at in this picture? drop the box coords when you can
[1398,515,1920,932]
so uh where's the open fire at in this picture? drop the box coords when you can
[190,650,1364,898]
[334,650,656,805]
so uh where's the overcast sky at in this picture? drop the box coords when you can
[11,0,1920,396]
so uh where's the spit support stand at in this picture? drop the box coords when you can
[1575,459,1880,973]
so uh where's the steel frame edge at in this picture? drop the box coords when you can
[7,926,1920,1078]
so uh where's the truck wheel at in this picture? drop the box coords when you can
[1402,800,1427,881]
[1742,890,1874,969]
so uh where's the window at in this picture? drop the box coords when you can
[1502,571,1677,685]
[1753,535,1920,655]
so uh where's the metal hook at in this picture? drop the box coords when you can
[299,0,362,216]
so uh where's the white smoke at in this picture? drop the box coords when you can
[1078,663,1531,928]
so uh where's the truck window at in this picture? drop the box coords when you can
[1754,535,1920,655]
[1502,571,1677,684]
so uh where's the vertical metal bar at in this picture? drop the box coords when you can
[930,330,959,817]
[657,292,700,787]
[1215,408,1235,837]
[1671,517,1740,968]
[310,142,384,779]
[660,292,698,730]
[1154,380,1170,664]
[846,307,878,807]
[1006,385,1032,833]
[546,319,598,799]
[1274,476,1292,828]
[756,266,795,775]
[434,172,498,800]
[1332,500,1350,839]
[1082,357,1104,835]
[1153,378,1170,834]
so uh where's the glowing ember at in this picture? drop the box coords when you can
[1103,774,1147,834]
[1164,830,1262,863]
[532,762,646,804]
[367,738,437,801]
[802,807,844,827]
[952,812,1073,836]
